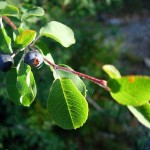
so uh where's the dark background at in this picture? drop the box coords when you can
[0,0,150,149]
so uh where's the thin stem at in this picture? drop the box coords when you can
[44,57,110,91]
[54,66,61,79]
[11,50,19,58]
[2,16,17,30]
[86,96,104,112]
[2,16,110,91]
[30,35,41,47]
[0,17,3,27]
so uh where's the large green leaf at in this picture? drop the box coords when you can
[40,21,75,47]
[22,7,45,20]
[102,64,150,128]
[6,68,21,105]
[0,5,19,16]
[47,79,88,130]
[16,62,37,106]
[53,64,86,96]
[0,27,12,53]
[108,76,150,106]
[128,103,150,128]
[15,30,36,49]
[102,64,121,78]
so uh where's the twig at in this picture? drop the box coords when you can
[30,35,41,47]
[2,16,17,30]
[44,57,110,91]
[2,16,110,91]
[86,96,104,112]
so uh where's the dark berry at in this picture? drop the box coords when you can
[24,51,44,68]
[0,54,14,72]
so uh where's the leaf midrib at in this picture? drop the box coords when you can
[60,79,74,128]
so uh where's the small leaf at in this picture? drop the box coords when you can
[16,62,37,106]
[103,64,121,78]
[13,27,25,41]
[6,68,21,105]
[128,103,150,128]
[40,21,75,47]
[15,30,36,49]
[0,27,12,53]
[0,1,8,9]
[35,40,55,71]
[47,79,88,130]
[22,7,45,20]
[53,64,86,96]
[108,76,150,106]
[6,0,20,7]
[0,5,19,16]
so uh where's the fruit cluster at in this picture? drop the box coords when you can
[0,50,43,72]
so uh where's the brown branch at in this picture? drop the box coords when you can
[2,16,110,92]
[44,57,110,91]
[2,16,17,30]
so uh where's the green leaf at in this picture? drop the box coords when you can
[6,68,21,105]
[53,64,86,96]
[40,21,75,47]
[128,103,150,128]
[13,27,25,41]
[22,7,45,20]
[15,30,36,49]
[0,5,19,16]
[35,40,55,70]
[6,0,20,7]
[102,64,121,78]
[16,62,37,106]
[108,76,150,106]
[0,1,8,9]
[47,79,88,130]
[0,27,12,53]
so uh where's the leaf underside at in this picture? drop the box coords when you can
[47,79,88,130]
[40,21,75,47]
[128,103,150,128]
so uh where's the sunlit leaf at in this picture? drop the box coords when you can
[16,62,37,106]
[103,64,121,78]
[15,30,36,49]
[13,27,25,41]
[47,79,88,130]
[128,103,150,128]
[0,5,19,16]
[40,21,75,47]
[108,76,150,106]
[53,64,86,96]
[0,1,8,9]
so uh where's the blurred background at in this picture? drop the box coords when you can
[0,0,150,149]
